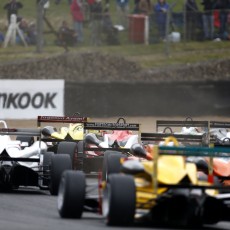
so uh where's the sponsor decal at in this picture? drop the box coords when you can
[0,80,64,119]
[84,122,139,130]
[0,92,56,109]
[37,116,88,123]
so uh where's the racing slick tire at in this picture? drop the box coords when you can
[49,154,72,195]
[42,151,54,187]
[58,170,86,218]
[75,141,84,171]
[57,141,77,168]
[102,151,124,181]
[103,174,136,226]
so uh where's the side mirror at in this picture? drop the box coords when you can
[41,126,57,137]
[130,143,153,160]
[84,133,102,146]
[130,143,147,158]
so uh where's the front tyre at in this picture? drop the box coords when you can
[57,141,77,168]
[58,170,86,218]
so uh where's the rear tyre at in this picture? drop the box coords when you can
[57,141,77,168]
[103,174,136,226]
[75,141,84,171]
[102,151,124,181]
[42,151,54,186]
[49,154,72,195]
[58,170,86,218]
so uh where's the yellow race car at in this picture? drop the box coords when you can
[57,135,230,227]
[102,139,230,227]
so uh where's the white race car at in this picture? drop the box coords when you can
[0,120,72,194]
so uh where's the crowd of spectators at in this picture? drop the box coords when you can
[1,0,230,48]
[185,0,230,41]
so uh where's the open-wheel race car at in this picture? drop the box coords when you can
[39,116,140,176]
[99,123,210,182]
[0,119,73,195]
[103,141,230,227]
[38,115,88,170]
[146,120,230,187]
[56,134,230,227]
[155,117,209,138]
[81,117,140,175]
[197,121,230,186]
[210,121,230,146]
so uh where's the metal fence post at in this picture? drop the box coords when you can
[36,0,47,53]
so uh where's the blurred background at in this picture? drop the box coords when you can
[0,0,230,119]
[0,0,230,61]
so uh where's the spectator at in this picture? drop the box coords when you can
[133,0,140,13]
[27,22,37,45]
[116,0,129,29]
[154,0,169,41]
[89,0,103,46]
[17,18,29,44]
[16,18,37,45]
[70,0,84,43]
[214,0,230,40]
[3,0,23,26]
[0,31,4,46]
[102,7,120,45]
[185,0,200,41]
[55,0,72,4]
[136,0,152,15]
[201,0,215,40]
[57,20,77,46]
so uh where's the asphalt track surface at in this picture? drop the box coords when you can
[0,179,230,230]
[1,117,230,230]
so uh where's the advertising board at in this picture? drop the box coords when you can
[0,80,64,119]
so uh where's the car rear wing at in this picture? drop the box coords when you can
[141,132,208,146]
[37,115,89,142]
[210,121,230,129]
[210,121,230,146]
[0,156,40,163]
[37,115,88,126]
[156,118,209,134]
[84,122,140,132]
[0,128,40,137]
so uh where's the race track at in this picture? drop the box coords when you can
[0,182,230,230]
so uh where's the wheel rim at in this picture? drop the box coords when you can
[105,170,108,181]
[102,184,110,218]
[57,177,65,211]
